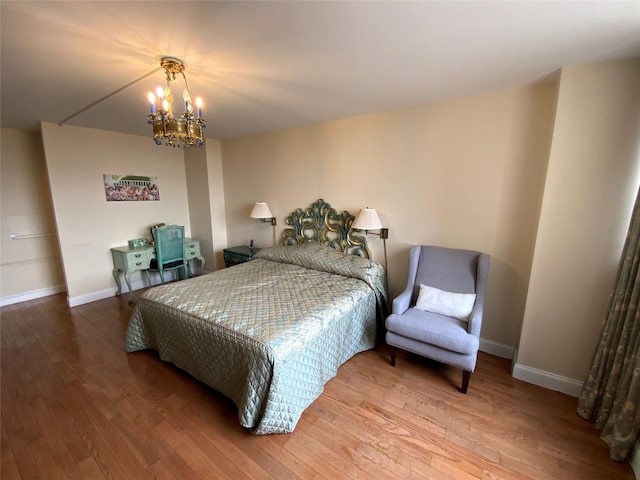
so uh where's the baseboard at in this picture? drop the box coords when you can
[512,362,583,397]
[62,267,192,307]
[0,284,66,307]
[479,338,514,359]
[67,275,151,306]
[67,287,122,307]
[0,276,158,308]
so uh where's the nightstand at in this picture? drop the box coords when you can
[223,245,260,267]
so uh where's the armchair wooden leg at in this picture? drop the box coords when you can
[461,370,471,394]
[390,346,396,367]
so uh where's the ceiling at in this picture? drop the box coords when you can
[1,1,639,140]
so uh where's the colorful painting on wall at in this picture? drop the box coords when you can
[103,174,160,202]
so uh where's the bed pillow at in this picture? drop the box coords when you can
[415,284,476,321]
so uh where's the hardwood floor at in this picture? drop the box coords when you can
[1,293,633,479]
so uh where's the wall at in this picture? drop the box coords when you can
[184,139,228,272]
[514,59,640,395]
[221,82,558,353]
[0,129,65,304]
[41,122,192,306]
[185,145,214,274]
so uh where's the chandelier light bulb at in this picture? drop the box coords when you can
[147,92,156,114]
[162,99,169,111]
[196,97,203,118]
[183,88,192,113]
[156,86,164,99]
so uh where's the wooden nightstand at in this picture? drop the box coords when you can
[223,245,260,267]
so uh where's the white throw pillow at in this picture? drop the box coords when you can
[415,284,476,321]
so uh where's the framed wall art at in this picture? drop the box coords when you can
[104,174,159,202]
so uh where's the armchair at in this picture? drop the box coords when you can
[147,225,188,285]
[385,245,489,393]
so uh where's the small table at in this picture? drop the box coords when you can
[111,238,204,302]
[223,245,260,267]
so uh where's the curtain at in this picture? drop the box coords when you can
[577,187,640,461]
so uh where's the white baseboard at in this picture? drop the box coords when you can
[0,284,66,307]
[479,338,515,359]
[10,270,188,308]
[473,342,583,398]
[67,273,182,307]
[512,362,583,397]
[67,276,153,306]
[67,287,121,307]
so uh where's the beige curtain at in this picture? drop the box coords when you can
[577,188,640,461]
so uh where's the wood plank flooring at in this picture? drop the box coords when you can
[1,293,633,479]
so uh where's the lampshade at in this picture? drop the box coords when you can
[250,202,274,219]
[352,207,383,230]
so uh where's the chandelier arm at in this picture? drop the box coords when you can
[181,71,190,92]
[58,67,163,126]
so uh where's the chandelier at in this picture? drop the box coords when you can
[146,57,205,148]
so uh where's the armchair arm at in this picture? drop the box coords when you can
[467,252,490,337]
[392,287,413,315]
[391,245,422,315]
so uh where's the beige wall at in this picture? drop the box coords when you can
[41,122,193,306]
[0,129,65,303]
[2,125,225,307]
[515,59,640,393]
[184,140,228,272]
[221,82,558,351]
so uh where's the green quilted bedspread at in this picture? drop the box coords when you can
[125,242,388,434]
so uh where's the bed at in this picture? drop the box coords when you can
[125,199,388,434]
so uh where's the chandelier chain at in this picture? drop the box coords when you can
[58,67,162,126]
[57,56,206,149]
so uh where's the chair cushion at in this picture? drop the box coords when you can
[149,259,184,270]
[385,308,479,355]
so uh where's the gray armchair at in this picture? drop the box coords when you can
[385,245,489,393]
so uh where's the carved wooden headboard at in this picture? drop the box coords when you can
[281,198,371,258]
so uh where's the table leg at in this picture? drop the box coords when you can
[196,255,205,274]
[113,269,122,296]
[124,270,134,303]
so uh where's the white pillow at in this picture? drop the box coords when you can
[415,284,476,321]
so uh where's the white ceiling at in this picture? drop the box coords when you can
[1,1,639,140]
